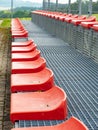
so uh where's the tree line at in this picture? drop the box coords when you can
[0,7,42,18]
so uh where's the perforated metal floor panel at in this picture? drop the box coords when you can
[15,21,98,130]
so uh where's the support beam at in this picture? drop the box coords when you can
[78,0,82,15]
[48,0,50,10]
[68,0,71,13]
[55,0,58,11]
[88,0,92,16]
[43,0,45,10]
[11,0,13,18]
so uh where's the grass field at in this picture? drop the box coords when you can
[0,19,11,27]
[0,17,31,27]
[92,14,98,20]
[20,17,31,20]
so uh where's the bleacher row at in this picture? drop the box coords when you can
[11,18,88,130]
[11,18,28,41]
[32,10,98,63]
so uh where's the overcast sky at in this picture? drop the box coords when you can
[0,0,97,10]
[22,0,77,3]
[23,0,97,3]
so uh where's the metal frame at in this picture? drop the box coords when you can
[11,0,13,18]
[42,0,93,16]
[88,0,92,16]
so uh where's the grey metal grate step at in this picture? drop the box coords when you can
[15,46,98,130]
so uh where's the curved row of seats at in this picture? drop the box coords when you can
[10,18,88,130]
[31,10,97,36]
[31,10,98,40]
[32,10,98,28]
[10,39,68,121]
[11,18,28,40]
[32,10,98,62]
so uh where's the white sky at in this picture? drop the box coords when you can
[23,0,98,3]
[22,0,43,3]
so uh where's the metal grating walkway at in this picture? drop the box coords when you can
[15,21,98,130]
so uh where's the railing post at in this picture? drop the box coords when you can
[68,0,71,13]
[78,0,82,15]
[43,0,46,10]
[55,0,58,11]
[48,0,50,10]
[11,0,13,19]
[88,0,92,16]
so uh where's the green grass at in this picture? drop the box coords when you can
[92,14,98,20]
[0,17,31,27]
[20,17,31,20]
[0,19,11,27]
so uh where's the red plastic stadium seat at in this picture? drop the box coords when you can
[12,30,28,38]
[11,49,40,62]
[60,14,72,22]
[71,16,96,25]
[12,40,34,47]
[11,68,54,92]
[81,21,98,29]
[11,116,88,130]
[11,18,28,39]
[65,15,78,23]
[92,24,98,31]
[12,43,37,53]
[58,14,70,22]
[10,86,67,122]
[12,57,46,74]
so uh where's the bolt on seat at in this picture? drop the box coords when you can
[11,67,54,92]
[10,86,67,122]
[11,57,46,74]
